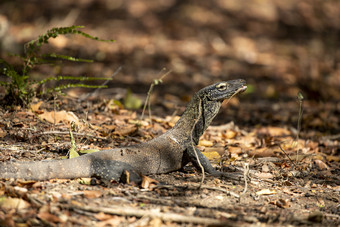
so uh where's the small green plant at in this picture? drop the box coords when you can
[0,25,115,106]
[140,68,171,124]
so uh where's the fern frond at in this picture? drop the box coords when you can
[49,84,108,93]
[38,75,112,85]
[45,53,93,63]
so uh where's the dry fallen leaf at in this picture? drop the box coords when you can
[256,189,277,195]
[314,160,329,170]
[0,210,15,227]
[249,147,278,157]
[223,130,238,139]
[256,127,291,137]
[228,146,243,155]
[113,124,137,136]
[0,128,6,138]
[37,211,63,224]
[141,175,159,189]
[255,172,274,179]
[83,190,103,199]
[94,212,113,221]
[39,110,80,125]
[326,155,340,162]
[270,199,290,208]
[30,101,43,113]
[96,216,122,227]
[202,151,221,160]
[199,140,214,147]
[0,197,30,210]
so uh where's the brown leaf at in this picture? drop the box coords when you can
[96,217,122,227]
[202,151,221,160]
[149,217,162,227]
[270,199,290,208]
[314,160,329,170]
[0,197,30,210]
[30,101,43,113]
[249,147,277,157]
[0,210,15,227]
[223,130,238,139]
[256,172,274,179]
[199,140,214,147]
[113,124,137,136]
[39,110,79,125]
[141,175,159,189]
[257,127,291,137]
[83,190,103,199]
[256,189,277,195]
[326,155,340,162]
[94,212,113,221]
[0,128,6,138]
[228,146,242,154]
[37,211,63,223]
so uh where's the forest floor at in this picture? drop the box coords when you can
[0,0,340,226]
[0,93,339,226]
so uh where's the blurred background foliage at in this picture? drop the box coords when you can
[0,0,339,102]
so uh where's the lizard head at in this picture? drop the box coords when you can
[172,79,247,143]
[201,79,247,101]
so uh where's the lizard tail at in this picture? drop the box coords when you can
[0,153,141,182]
[0,157,92,181]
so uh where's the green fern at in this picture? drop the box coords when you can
[0,26,115,106]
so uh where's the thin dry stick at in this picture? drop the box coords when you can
[278,144,296,168]
[295,91,304,163]
[141,69,171,125]
[64,204,232,226]
[53,94,57,127]
[241,163,249,195]
[201,185,240,198]
[190,96,205,187]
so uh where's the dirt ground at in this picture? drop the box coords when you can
[0,0,339,226]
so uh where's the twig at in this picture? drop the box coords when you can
[63,204,233,226]
[201,185,240,198]
[53,94,57,127]
[321,133,340,141]
[191,96,205,188]
[141,68,171,125]
[278,144,296,168]
[295,91,304,163]
[241,163,249,195]
[79,66,122,101]
[154,184,240,198]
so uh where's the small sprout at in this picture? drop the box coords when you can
[297,91,304,101]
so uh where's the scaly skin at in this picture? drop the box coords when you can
[0,79,247,182]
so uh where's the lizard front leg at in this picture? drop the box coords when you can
[186,146,243,181]
[90,159,142,183]
[186,146,222,176]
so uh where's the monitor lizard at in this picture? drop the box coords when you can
[0,79,247,183]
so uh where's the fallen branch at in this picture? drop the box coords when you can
[63,204,234,226]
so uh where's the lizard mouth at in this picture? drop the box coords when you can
[220,84,247,101]
[240,85,247,93]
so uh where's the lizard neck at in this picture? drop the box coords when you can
[172,94,222,145]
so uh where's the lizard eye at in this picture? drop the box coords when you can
[216,83,228,91]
